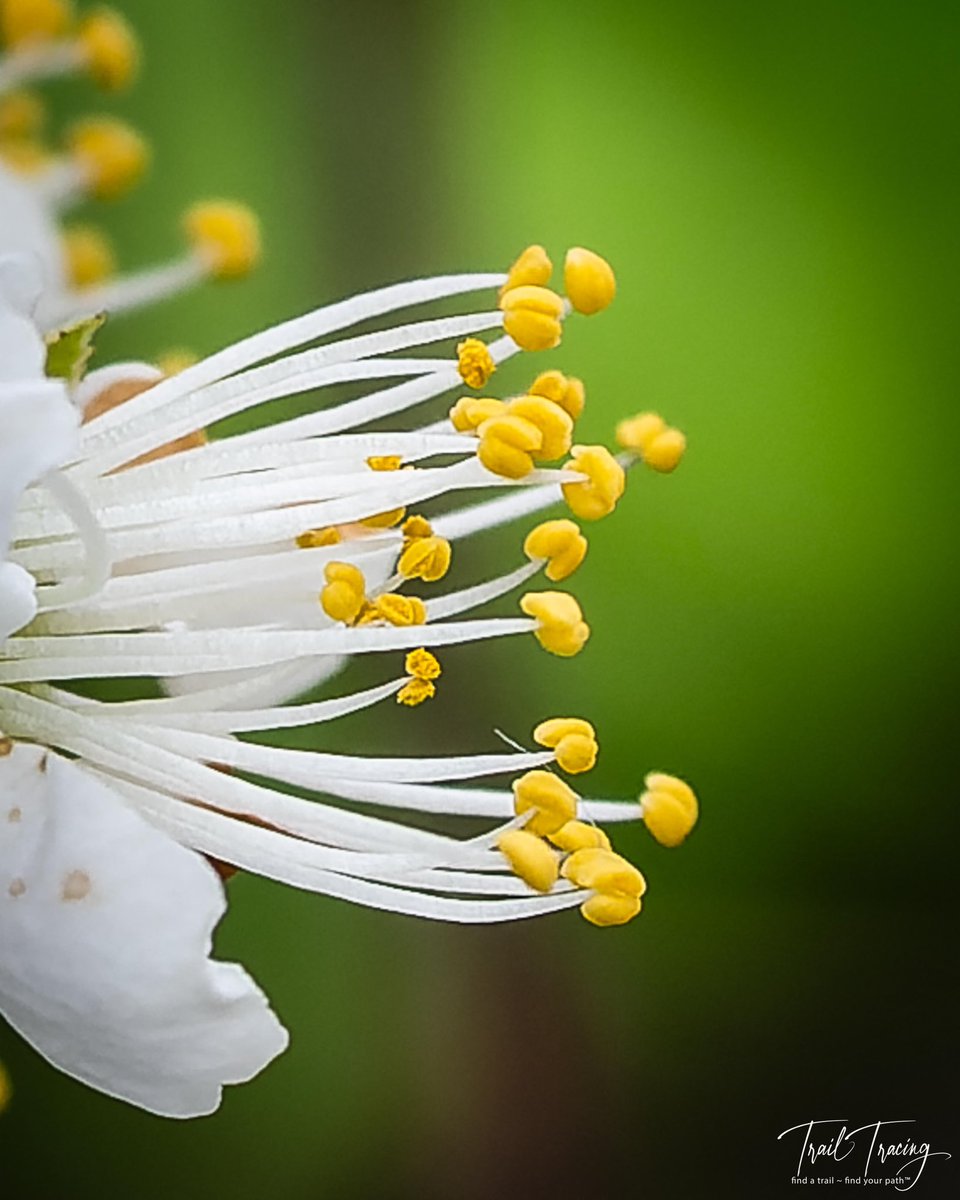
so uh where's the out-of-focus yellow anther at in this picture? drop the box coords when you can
[401,513,432,542]
[156,348,198,376]
[523,519,587,583]
[562,444,625,521]
[548,820,611,853]
[184,201,260,280]
[477,413,541,479]
[0,137,49,172]
[62,224,114,288]
[497,829,559,893]
[456,337,496,389]
[366,454,402,471]
[297,526,341,549]
[66,117,147,201]
[320,561,366,625]
[0,90,44,140]
[397,678,435,706]
[640,772,698,847]
[615,412,687,473]
[533,716,598,774]
[78,7,138,91]
[366,593,426,627]
[499,284,564,352]
[513,769,579,837]
[398,534,451,582]
[529,369,585,421]
[564,247,616,315]
[1,0,72,48]
[0,1057,10,1114]
[520,591,590,657]
[561,847,646,927]
[405,647,441,681]
[449,395,505,434]
[499,244,552,298]
[505,394,573,462]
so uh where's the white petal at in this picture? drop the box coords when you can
[0,561,37,642]
[0,742,288,1117]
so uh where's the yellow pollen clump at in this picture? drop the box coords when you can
[362,593,426,627]
[499,284,564,352]
[184,201,260,280]
[62,224,115,288]
[563,247,616,315]
[401,514,432,542]
[548,820,611,853]
[397,678,434,706]
[405,647,441,681]
[505,394,573,462]
[66,117,148,200]
[0,90,44,140]
[476,413,541,480]
[397,534,451,583]
[615,412,686,473]
[1,0,72,48]
[296,526,341,549]
[449,395,505,434]
[366,455,403,471]
[520,591,590,657]
[640,772,698,847]
[533,717,598,775]
[497,829,559,893]
[499,243,553,298]
[78,6,139,91]
[529,369,586,421]
[523,519,587,582]
[562,847,646,926]
[562,444,626,521]
[513,770,579,837]
[320,561,366,625]
[456,337,496,389]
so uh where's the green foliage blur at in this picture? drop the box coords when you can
[2,1,957,1196]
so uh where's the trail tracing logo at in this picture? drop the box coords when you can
[777,1120,951,1192]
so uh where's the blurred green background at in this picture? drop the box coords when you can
[2,1,958,1196]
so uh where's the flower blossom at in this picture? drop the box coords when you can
[0,0,698,1119]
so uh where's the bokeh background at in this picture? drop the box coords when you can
[2,1,958,1196]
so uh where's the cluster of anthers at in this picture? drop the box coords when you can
[0,0,698,1119]
[0,0,259,333]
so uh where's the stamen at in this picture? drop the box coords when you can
[512,769,579,835]
[561,444,625,520]
[561,847,646,926]
[563,246,616,315]
[533,716,598,774]
[0,87,43,138]
[615,411,687,473]
[528,369,585,420]
[1,0,72,50]
[62,223,115,287]
[76,6,138,92]
[499,244,552,298]
[504,394,573,461]
[319,561,367,625]
[497,829,559,893]
[449,395,505,433]
[183,201,260,280]
[639,772,698,846]
[519,590,590,657]
[547,820,611,852]
[64,115,148,200]
[523,518,587,582]
[477,412,542,479]
[397,533,451,582]
[456,337,495,388]
[499,284,564,351]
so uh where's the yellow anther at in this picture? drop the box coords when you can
[499,285,564,352]
[449,395,505,434]
[320,561,366,625]
[523,519,587,583]
[520,591,590,657]
[397,534,451,582]
[615,412,687,473]
[456,337,496,389]
[533,716,598,774]
[66,117,147,201]
[562,444,626,521]
[368,593,426,627]
[77,7,138,91]
[561,847,646,927]
[366,455,402,471]
[296,526,341,549]
[361,507,406,529]
[62,224,114,288]
[477,413,541,480]
[563,247,616,315]
[0,1057,10,1114]
[397,678,435,706]
[499,243,553,297]
[1,0,72,48]
[640,772,698,847]
[184,201,261,280]
[0,90,44,140]
[497,829,559,894]
[505,394,573,462]
[548,820,611,853]
[513,769,579,837]
[400,514,432,542]
[156,349,198,377]
[405,647,441,681]
[0,137,49,173]
[529,369,585,421]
